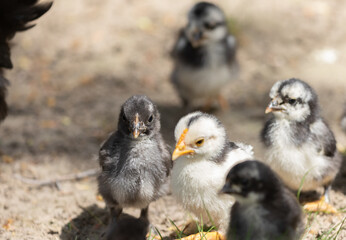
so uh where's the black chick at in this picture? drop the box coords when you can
[0,0,52,121]
[221,160,304,240]
[98,95,171,230]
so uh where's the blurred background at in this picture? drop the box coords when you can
[0,0,345,239]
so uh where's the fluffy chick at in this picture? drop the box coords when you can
[221,160,304,240]
[98,95,171,226]
[171,2,238,109]
[171,111,253,236]
[261,78,341,210]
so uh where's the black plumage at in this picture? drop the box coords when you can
[171,30,236,69]
[98,95,171,228]
[221,160,304,240]
[0,0,52,121]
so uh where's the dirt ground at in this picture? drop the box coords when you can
[0,0,345,239]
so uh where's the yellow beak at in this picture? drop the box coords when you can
[133,114,140,138]
[265,105,274,114]
[172,128,195,161]
[133,129,140,138]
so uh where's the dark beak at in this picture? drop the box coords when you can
[265,99,286,114]
[190,30,204,47]
[220,182,236,195]
[192,31,203,42]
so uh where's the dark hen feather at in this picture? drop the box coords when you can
[0,0,52,121]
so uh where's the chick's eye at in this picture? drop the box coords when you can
[148,115,153,123]
[204,22,216,30]
[288,98,297,105]
[241,179,249,186]
[195,138,205,147]
[122,114,127,121]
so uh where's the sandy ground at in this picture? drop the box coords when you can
[0,0,345,239]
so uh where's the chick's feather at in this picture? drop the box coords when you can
[0,0,52,121]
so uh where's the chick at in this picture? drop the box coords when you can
[171,2,238,110]
[261,78,342,213]
[98,95,172,232]
[171,111,253,239]
[221,160,304,240]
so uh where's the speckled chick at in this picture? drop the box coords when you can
[261,78,341,201]
[171,2,238,108]
[98,95,172,225]
[171,111,253,234]
[221,160,304,240]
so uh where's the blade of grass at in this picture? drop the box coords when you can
[202,198,216,229]
[297,168,314,201]
[338,207,346,213]
[169,218,184,239]
[196,215,203,237]
[332,217,345,240]
[155,227,163,240]
[317,218,344,240]
[147,227,152,240]
[301,212,318,240]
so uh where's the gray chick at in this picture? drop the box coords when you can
[171,1,238,109]
[221,160,304,240]
[98,95,171,231]
[260,78,342,212]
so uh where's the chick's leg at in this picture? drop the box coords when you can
[140,206,149,219]
[110,205,123,223]
[103,205,122,239]
[143,206,163,239]
[303,185,338,214]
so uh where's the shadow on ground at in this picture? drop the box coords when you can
[60,205,173,240]
[60,204,108,240]
[333,154,346,195]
